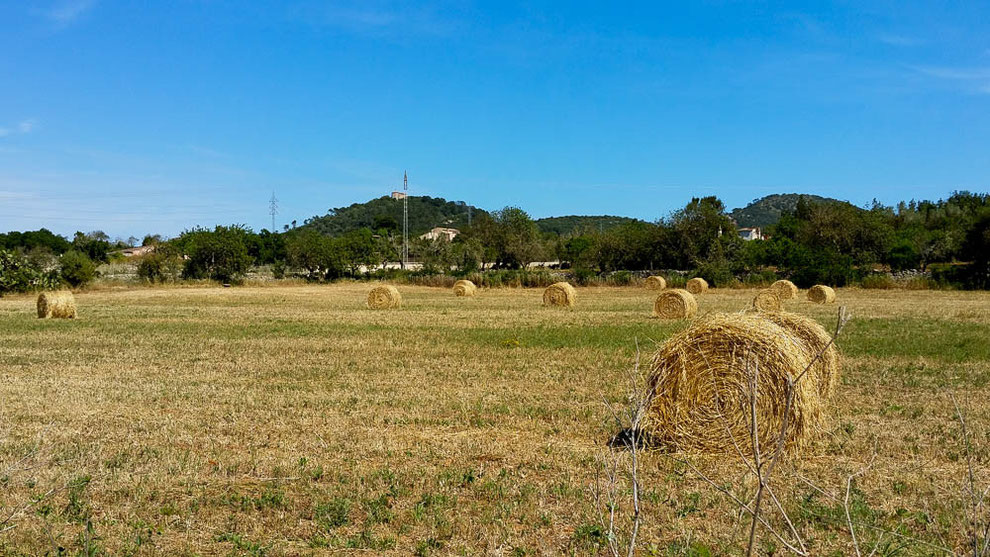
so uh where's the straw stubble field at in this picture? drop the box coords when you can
[1,284,988,555]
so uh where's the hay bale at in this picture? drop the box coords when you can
[453,280,476,296]
[752,289,782,313]
[653,289,697,319]
[807,285,836,304]
[367,285,402,309]
[643,312,822,454]
[543,282,576,307]
[685,277,709,294]
[37,291,77,319]
[761,312,840,399]
[644,275,667,290]
[452,279,477,297]
[770,279,798,300]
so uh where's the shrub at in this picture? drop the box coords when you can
[607,270,633,286]
[1,249,56,294]
[861,273,896,289]
[179,226,253,284]
[272,260,287,280]
[59,250,97,287]
[572,268,597,286]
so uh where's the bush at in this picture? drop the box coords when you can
[136,248,183,284]
[179,226,253,284]
[1,249,58,294]
[861,273,896,289]
[272,260,287,280]
[572,268,598,286]
[607,270,633,286]
[59,250,97,287]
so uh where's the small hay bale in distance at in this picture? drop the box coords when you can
[367,285,402,309]
[807,285,836,304]
[769,279,798,300]
[752,289,782,313]
[543,282,576,308]
[761,311,840,399]
[452,279,477,297]
[653,288,697,319]
[644,275,666,290]
[685,277,709,295]
[37,291,77,319]
[642,312,823,454]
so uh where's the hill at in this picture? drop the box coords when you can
[535,215,643,236]
[729,193,841,228]
[303,196,486,237]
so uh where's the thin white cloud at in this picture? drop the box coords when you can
[877,34,924,47]
[18,119,37,133]
[910,65,990,94]
[47,0,95,25]
[290,1,465,38]
[913,66,990,80]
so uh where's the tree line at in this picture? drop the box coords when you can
[2,191,988,294]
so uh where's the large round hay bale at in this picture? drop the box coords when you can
[644,275,666,290]
[760,312,840,399]
[807,285,836,304]
[37,291,77,319]
[752,290,782,313]
[653,289,697,319]
[685,277,709,295]
[367,285,402,309]
[452,279,477,297]
[543,282,576,307]
[769,279,798,300]
[643,313,822,454]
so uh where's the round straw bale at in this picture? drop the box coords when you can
[653,289,697,319]
[807,285,836,304]
[367,285,402,309]
[37,291,77,319]
[642,312,822,454]
[769,279,798,300]
[685,277,709,294]
[644,275,666,290]
[752,289,782,313]
[543,282,576,307]
[760,312,840,399]
[452,279,477,297]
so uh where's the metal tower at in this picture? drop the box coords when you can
[269,191,278,232]
[402,171,409,268]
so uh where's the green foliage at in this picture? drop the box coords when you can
[314,498,351,530]
[137,245,184,284]
[271,260,287,279]
[59,250,97,287]
[72,231,113,263]
[0,228,72,254]
[176,225,253,283]
[535,215,642,236]
[730,193,838,228]
[459,207,543,269]
[303,195,484,237]
[1,249,58,294]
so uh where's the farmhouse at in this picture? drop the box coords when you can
[390,191,407,200]
[419,227,460,242]
[737,227,763,241]
[117,245,156,257]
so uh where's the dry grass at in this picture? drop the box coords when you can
[0,285,987,554]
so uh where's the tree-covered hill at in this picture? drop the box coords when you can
[729,193,842,227]
[302,196,486,236]
[535,215,644,236]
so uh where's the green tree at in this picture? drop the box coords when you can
[59,250,97,287]
[178,226,253,283]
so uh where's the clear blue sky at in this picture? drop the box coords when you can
[2,1,988,239]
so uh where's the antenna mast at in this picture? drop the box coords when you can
[269,191,279,232]
[402,171,409,268]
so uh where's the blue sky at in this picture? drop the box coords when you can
[1,1,988,239]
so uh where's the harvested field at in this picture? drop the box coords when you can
[1,285,988,554]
